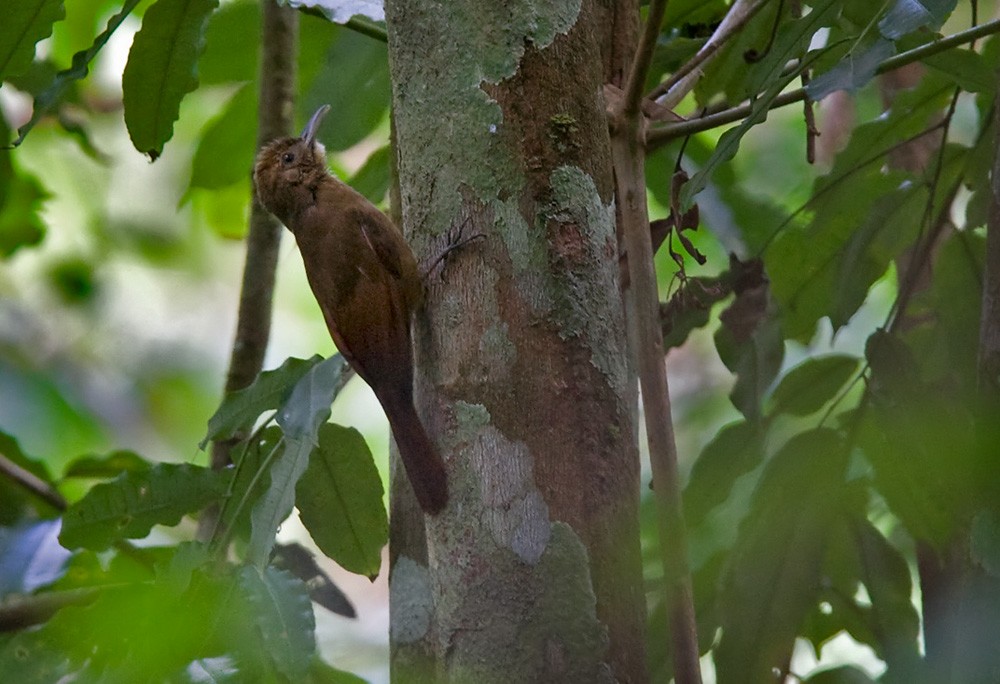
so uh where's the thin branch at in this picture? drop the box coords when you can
[620,0,670,117]
[649,0,771,109]
[647,17,1000,149]
[0,452,67,511]
[201,0,298,540]
[0,588,99,632]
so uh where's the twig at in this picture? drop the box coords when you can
[0,452,67,511]
[620,0,670,118]
[0,588,99,632]
[647,17,1000,149]
[649,0,771,110]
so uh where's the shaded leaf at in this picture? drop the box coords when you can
[768,355,860,417]
[60,463,228,550]
[189,83,256,192]
[684,420,765,526]
[297,423,388,579]
[922,47,995,94]
[122,0,219,159]
[272,542,356,617]
[807,38,895,100]
[62,450,151,479]
[716,428,848,682]
[275,354,348,441]
[0,0,65,83]
[201,355,322,448]
[971,510,1000,578]
[348,144,391,204]
[238,565,316,682]
[11,0,142,147]
[0,428,59,522]
[248,436,308,568]
[715,298,784,422]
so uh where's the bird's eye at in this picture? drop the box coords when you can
[282,152,295,164]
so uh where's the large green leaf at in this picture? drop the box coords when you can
[60,463,228,550]
[768,355,860,417]
[122,0,219,159]
[201,355,322,448]
[0,0,65,83]
[716,428,849,682]
[62,450,151,479]
[188,83,256,191]
[297,423,388,578]
[238,565,316,682]
[684,420,765,526]
[11,0,142,147]
[275,354,348,441]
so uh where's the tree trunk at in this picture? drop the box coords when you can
[384,1,647,682]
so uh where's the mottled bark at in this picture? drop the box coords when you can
[385,1,646,681]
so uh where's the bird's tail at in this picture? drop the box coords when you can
[384,399,448,515]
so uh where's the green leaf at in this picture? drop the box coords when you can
[684,420,765,526]
[853,520,922,673]
[348,144,391,204]
[921,47,996,94]
[715,307,784,422]
[248,436,308,568]
[60,463,228,550]
[189,83,256,191]
[971,510,1000,578]
[198,0,259,85]
[0,428,59,522]
[0,616,73,683]
[878,0,957,40]
[804,666,877,684]
[0,0,65,83]
[302,28,390,151]
[11,0,142,147]
[201,355,322,448]
[122,0,219,159]
[0,115,48,255]
[275,354,348,441]
[768,355,859,417]
[807,38,895,100]
[716,428,849,682]
[297,424,388,578]
[62,450,151,479]
[238,565,316,682]
[281,0,384,23]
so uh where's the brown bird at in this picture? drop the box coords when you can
[253,105,447,515]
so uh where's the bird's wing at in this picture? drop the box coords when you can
[348,206,404,280]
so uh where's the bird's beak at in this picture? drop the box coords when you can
[301,105,331,147]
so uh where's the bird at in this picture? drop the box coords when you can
[253,104,448,515]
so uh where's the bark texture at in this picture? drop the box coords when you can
[385,1,646,682]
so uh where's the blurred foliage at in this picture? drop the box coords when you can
[0,0,999,682]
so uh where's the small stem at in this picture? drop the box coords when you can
[620,0,670,118]
[648,18,1000,149]
[0,452,67,511]
[0,588,99,632]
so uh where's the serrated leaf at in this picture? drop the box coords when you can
[276,354,348,441]
[62,450,151,479]
[122,0,219,159]
[188,83,256,192]
[11,0,142,147]
[201,355,322,448]
[716,428,848,682]
[297,424,387,578]
[768,355,860,417]
[878,0,957,40]
[0,0,65,83]
[238,566,316,681]
[807,38,895,100]
[60,463,228,550]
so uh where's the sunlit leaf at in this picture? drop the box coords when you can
[122,0,219,159]
[0,0,65,83]
[297,423,387,579]
[201,355,322,448]
[239,565,316,681]
[716,428,848,681]
[768,355,860,417]
[60,463,228,550]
